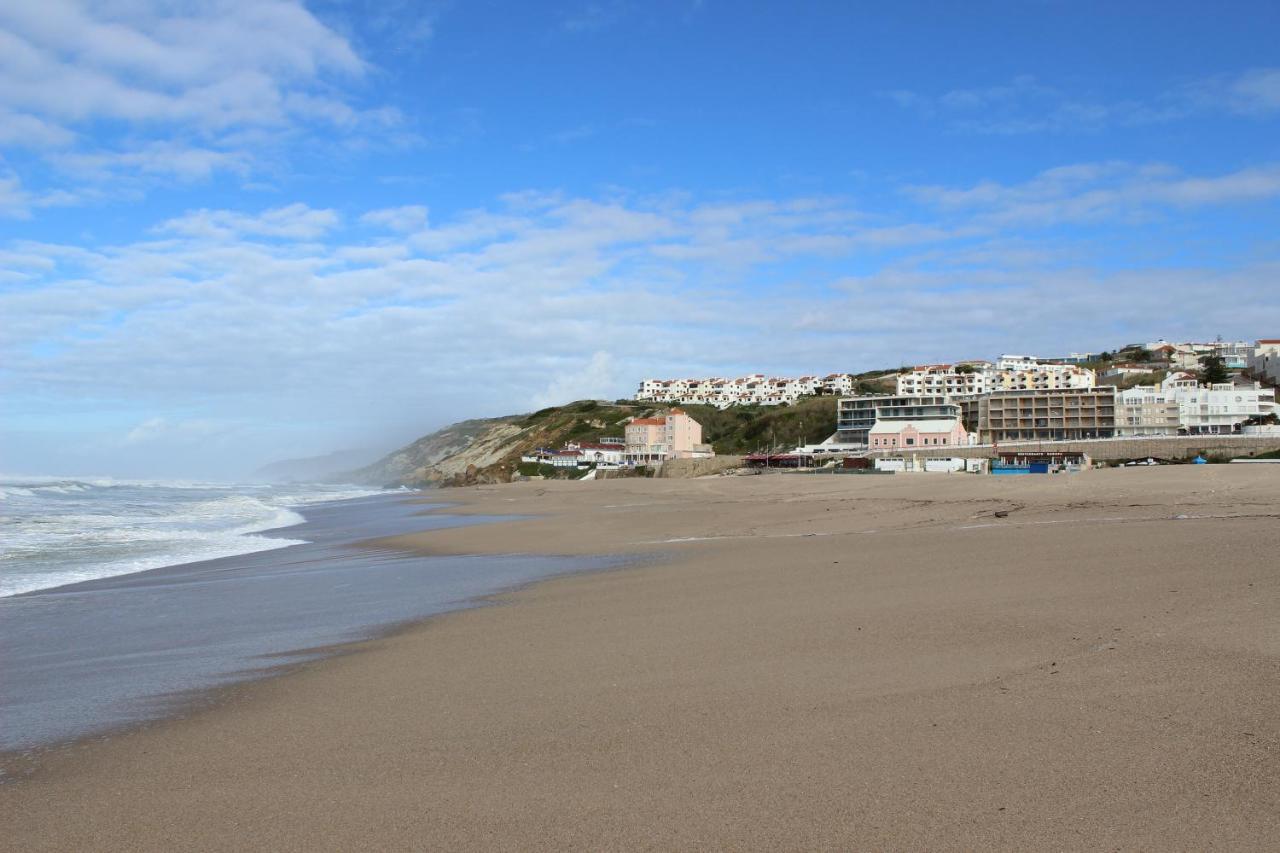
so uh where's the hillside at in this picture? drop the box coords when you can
[339,391,866,488]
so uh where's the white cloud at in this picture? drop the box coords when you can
[530,351,618,408]
[0,1,400,197]
[157,203,341,240]
[361,205,430,232]
[884,68,1280,134]
[123,417,233,446]
[908,162,1280,227]
[4,177,1279,475]
[0,169,78,218]
[1184,68,1280,116]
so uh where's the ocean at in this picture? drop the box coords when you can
[0,476,396,597]
[0,482,629,755]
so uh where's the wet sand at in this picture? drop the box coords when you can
[4,466,1280,850]
[0,495,621,753]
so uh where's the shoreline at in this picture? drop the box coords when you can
[5,467,1280,849]
[0,493,626,760]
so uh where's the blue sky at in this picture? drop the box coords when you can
[2,1,1279,477]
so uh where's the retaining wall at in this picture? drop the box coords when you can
[656,455,746,478]
[883,435,1280,462]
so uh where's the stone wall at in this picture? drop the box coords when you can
[656,455,746,478]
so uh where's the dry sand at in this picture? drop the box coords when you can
[4,466,1280,850]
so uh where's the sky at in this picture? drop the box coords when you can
[2,0,1279,478]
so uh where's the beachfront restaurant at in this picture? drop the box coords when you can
[991,450,1089,474]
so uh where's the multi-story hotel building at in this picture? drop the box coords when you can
[961,387,1117,443]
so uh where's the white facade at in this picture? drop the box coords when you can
[995,354,1088,373]
[874,456,986,473]
[1248,340,1280,384]
[1116,373,1276,435]
[895,364,993,397]
[896,360,1095,397]
[565,442,626,466]
[636,373,855,407]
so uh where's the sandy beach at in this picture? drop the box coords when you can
[4,466,1279,850]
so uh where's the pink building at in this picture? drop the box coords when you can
[868,419,968,451]
[624,409,712,463]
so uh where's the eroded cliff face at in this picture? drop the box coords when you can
[405,421,527,485]
[340,417,525,486]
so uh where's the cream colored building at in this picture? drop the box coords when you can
[1115,394,1181,436]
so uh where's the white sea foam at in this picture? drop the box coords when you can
[0,479,401,597]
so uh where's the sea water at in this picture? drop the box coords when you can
[0,476,395,597]
[0,488,630,754]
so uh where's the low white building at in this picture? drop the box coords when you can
[565,442,626,466]
[995,354,1088,373]
[874,456,987,474]
[548,450,583,468]
[1099,363,1161,385]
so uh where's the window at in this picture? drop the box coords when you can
[906,438,915,446]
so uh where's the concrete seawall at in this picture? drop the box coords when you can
[885,435,1280,462]
[657,456,746,478]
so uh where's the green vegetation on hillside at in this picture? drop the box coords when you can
[676,396,841,454]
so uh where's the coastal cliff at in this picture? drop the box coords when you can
[340,416,528,487]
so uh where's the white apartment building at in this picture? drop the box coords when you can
[895,359,1094,397]
[1116,372,1276,435]
[895,365,989,396]
[635,373,855,407]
